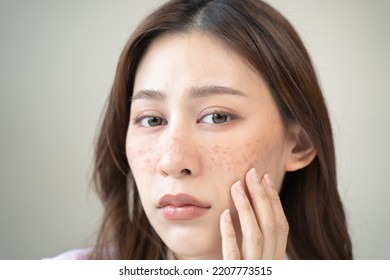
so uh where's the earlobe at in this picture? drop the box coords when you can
[284,125,317,172]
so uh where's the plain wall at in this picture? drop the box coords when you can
[0,0,389,259]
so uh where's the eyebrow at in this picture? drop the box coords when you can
[131,89,165,101]
[131,85,247,101]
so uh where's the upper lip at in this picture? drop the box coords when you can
[157,193,210,208]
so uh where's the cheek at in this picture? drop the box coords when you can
[202,136,270,172]
[126,138,155,175]
[126,136,157,215]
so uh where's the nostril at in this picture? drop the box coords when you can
[181,168,191,175]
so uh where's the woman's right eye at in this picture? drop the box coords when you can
[137,116,167,127]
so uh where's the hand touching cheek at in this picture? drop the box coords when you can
[220,168,289,260]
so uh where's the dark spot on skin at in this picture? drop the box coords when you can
[212,144,221,152]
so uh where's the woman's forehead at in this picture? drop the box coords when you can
[133,32,267,99]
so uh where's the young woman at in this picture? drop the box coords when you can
[58,0,352,260]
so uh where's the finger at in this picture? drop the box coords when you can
[263,174,289,259]
[245,168,277,259]
[231,180,263,259]
[220,209,240,260]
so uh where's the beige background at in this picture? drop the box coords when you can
[0,0,389,259]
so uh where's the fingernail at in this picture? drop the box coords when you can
[233,181,244,195]
[263,173,273,189]
[223,209,232,224]
[249,168,260,183]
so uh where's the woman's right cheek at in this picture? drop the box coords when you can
[126,139,157,174]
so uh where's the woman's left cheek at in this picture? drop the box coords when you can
[202,140,268,178]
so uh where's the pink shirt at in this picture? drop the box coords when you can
[46,248,93,260]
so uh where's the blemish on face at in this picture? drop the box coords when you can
[124,31,289,258]
[127,144,155,170]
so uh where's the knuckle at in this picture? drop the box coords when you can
[266,220,277,234]
[245,233,264,249]
[279,220,289,234]
[226,249,241,260]
[269,192,280,202]
[253,236,264,249]
[256,189,268,200]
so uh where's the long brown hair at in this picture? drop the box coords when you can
[91,0,352,259]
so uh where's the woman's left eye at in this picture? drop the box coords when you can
[201,113,231,124]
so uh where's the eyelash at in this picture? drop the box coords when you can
[197,109,235,125]
[134,114,167,127]
[134,109,236,128]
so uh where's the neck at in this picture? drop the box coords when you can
[167,249,222,260]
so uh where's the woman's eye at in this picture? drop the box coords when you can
[139,116,166,127]
[201,113,231,124]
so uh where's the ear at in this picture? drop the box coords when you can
[284,124,317,172]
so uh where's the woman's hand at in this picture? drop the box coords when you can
[219,168,289,259]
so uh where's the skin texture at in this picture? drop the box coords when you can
[126,32,300,259]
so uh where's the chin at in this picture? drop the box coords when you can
[158,225,222,260]
[167,241,222,260]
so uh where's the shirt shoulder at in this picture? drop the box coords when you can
[44,248,93,260]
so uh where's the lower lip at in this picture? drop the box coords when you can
[160,205,209,220]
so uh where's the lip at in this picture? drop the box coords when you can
[157,193,211,220]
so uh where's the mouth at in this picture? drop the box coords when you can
[157,193,211,220]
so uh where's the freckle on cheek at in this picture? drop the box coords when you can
[212,144,220,151]
[128,147,153,168]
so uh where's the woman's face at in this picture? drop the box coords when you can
[126,32,292,259]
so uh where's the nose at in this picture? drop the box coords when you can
[157,128,200,178]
